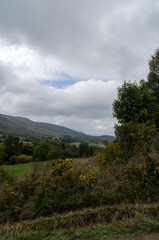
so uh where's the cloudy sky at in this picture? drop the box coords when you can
[0,0,158,135]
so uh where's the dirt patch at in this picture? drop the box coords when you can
[87,233,159,240]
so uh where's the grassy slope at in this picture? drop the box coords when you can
[0,113,86,137]
[5,158,82,178]
[6,161,51,178]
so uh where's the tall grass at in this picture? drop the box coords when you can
[2,218,159,240]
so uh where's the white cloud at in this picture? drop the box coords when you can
[0,60,119,135]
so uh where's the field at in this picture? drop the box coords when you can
[6,160,51,178]
[5,158,85,178]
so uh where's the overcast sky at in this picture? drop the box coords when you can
[0,0,158,136]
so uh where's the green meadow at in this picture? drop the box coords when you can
[6,160,51,178]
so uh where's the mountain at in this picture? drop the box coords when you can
[99,135,116,141]
[0,114,86,137]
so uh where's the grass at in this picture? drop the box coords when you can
[6,158,83,178]
[6,160,51,178]
[1,218,159,240]
[1,204,159,234]
[69,142,81,147]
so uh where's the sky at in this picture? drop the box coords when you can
[0,0,159,136]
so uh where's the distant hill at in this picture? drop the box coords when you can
[99,135,116,141]
[0,114,86,137]
[0,113,115,141]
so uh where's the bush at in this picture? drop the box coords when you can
[16,155,33,164]
[0,165,14,184]
[9,155,17,165]
[95,142,122,165]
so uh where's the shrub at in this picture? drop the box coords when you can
[8,155,17,165]
[0,165,14,184]
[16,154,33,164]
[95,142,122,165]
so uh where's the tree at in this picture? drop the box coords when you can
[22,144,34,156]
[147,49,159,126]
[33,140,50,161]
[113,80,155,124]
[114,122,156,161]
[4,135,23,159]
[79,142,93,157]
[112,49,159,166]
[47,147,62,160]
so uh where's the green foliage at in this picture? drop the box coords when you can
[4,135,23,159]
[33,140,50,161]
[147,49,159,126]
[0,142,6,165]
[79,142,93,157]
[0,134,97,166]
[0,165,13,184]
[33,139,79,162]
[148,49,159,94]
[0,182,23,222]
[8,155,17,165]
[6,161,49,178]
[112,50,159,165]
[115,122,156,160]
[1,155,159,222]
[22,144,34,156]
[16,155,33,164]
[113,49,159,129]
[113,80,155,124]
[47,148,61,160]
[95,142,121,165]
[104,142,121,164]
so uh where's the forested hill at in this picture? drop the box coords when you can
[0,114,86,137]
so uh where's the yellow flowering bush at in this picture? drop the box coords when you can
[95,152,105,165]
[0,165,13,184]
[51,158,74,180]
[79,170,96,184]
[95,142,122,166]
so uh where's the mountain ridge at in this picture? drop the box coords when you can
[0,113,86,137]
[0,113,115,141]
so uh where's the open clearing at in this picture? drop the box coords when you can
[6,160,51,178]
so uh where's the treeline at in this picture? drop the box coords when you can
[0,135,101,165]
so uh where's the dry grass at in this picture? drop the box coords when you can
[1,203,159,235]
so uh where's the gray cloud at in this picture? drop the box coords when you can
[0,60,119,135]
[15,79,119,135]
[0,0,158,80]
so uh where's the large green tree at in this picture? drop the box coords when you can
[147,49,159,126]
[113,80,155,124]
[112,49,159,167]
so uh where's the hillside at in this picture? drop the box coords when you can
[0,113,86,137]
